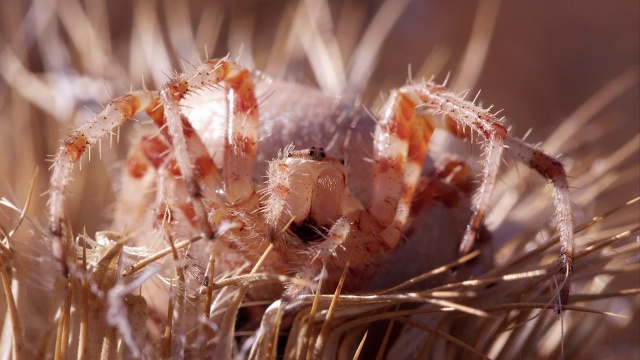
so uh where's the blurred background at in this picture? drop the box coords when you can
[0,0,637,230]
[0,0,638,219]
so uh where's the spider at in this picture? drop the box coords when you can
[47,58,574,314]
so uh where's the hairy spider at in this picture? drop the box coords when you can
[48,58,574,319]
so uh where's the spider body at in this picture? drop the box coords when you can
[48,59,574,312]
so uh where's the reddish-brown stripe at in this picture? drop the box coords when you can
[194,155,216,178]
[483,121,507,140]
[178,202,197,227]
[530,150,564,180]
[386,93,416,140]
[62,133,89,161]
[146,96,165,127]
[227,71,258,115]
[228,134,258,156]
[164,79,189,101]
[436,158,474,194]
[112,94,141,120]
[126,147,149,179]
[140,136,171,169]
[406,114,435,164]
[206,59,230,80]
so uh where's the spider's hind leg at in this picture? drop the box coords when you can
[504,136,574,307]
[411,82,574,307]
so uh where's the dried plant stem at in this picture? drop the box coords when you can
[353,330,368,360]
[78,229,90,360]
[375,305,397,360]
[402,316,490,360]
[122,235,202,277]
[166,229,185,283]
[54,278,73,360]
[204,241,217,316]
[0,255,24,360]
[6,167,38,240]
[314,257,350,357]
[160,281,174,359]
[269,303,285,359]
[301,272,325,360]
[217,244,275,359]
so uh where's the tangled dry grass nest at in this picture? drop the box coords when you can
[0,1,638,359]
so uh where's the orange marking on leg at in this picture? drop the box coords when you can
[146,96,165,126]
[384,92,416,140]
[140,136,171,169]
[194,155,216,178]
[167,159,181,177]
[226,70,259,115]
[205,59,231,80]
[137,136,182,177]
[483,121,508,140]
[434,157,474,194]
[112,94,142,121]
[126,145,149,179]
[180,115,197,138]
[62,133,90,162]
[406,114,435,164]
[164,79,190,102]
[177,202,198,227]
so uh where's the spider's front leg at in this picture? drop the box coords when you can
[49,58,261,275]
[49,91,157,275]
[159,59,259,205]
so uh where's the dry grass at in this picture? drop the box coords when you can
[0,1,638,359]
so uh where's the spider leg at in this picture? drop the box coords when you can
[286,216,351,296]
[49,91,157,275]
[367,89,436,250]
[297,88,440,290]
[368,81,573,306]
[411,155,475,214]
[504,136,573,307]
[144,104,224,235]
[411,82,573,307]
[145,105,223,200]
[112,137,161,237]
[159,59,259,210]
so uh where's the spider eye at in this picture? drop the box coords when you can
[340,159,345,165]
[320,151,326,159]
[309,149,315,156]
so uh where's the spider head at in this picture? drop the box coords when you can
[286,146,345,165]
[265,145,351,243]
